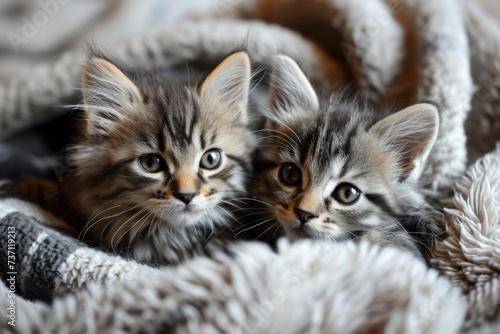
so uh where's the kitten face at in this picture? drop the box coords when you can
[69,52,253,251]
[255,56,439,243]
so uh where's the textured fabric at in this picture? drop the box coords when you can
[431,146,500,330]
[0,238,467,334]
[0,212,77,303]
[0,0,500,332]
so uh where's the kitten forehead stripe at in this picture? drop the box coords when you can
[338,155,351,179]
[340,126,357,157]
[188,103,200,144]
[313,116,336,170]
[156,123,166,153]
[300,131,314,165]
[199,130,206,149]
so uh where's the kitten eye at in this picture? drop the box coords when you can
[333,183,361,204]
[200,149,222,170]
[139,154,164,173]
[279,163,302,186]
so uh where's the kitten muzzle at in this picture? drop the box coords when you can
[173,192,196,205]
[294,207,318,224]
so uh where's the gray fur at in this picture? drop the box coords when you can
[253,56,444,259]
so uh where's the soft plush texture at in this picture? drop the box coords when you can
[1,0,500,332]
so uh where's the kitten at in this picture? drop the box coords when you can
[63,52,255,264]
[253,55,443,258]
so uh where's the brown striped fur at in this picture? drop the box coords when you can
[65,52,255,264]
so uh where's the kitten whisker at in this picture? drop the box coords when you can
[224,197,274,207]
[259,134,299,153]
[79,204,123,242]
[233,218,275,237]
[217,200,242,210]
[204,222,215,249]
[232,210,272,222]
[273,224,282,238]
[224,207,269,214]
[38,183,76,201]
[87,198,122,225]
[254,220,279,240]
[109,207,147,251]
[124,210,155,248]
[255,128,301,151]
[225,212,266,229]
[213,205,236,221]
[148,212,158,238]
[262,110,302,145]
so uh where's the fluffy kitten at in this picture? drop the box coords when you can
[65,52,254,264]
[253,55,443,258]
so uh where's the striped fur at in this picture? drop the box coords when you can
[66,52,255,265]
[253,56,444,258]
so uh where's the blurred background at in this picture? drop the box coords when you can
[3,0,499,75]
[0,0,499,180]
[0,0,221,77]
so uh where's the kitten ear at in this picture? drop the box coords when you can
[370,103,439,183]
[198,52,250,124]
[82,57,142,136]
[268,55,319,116]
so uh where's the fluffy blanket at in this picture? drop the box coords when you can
[1,0,500,332]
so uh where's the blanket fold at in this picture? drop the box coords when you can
[1,0,500,332]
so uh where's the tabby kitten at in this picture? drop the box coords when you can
[66,52,254,264]
[253,55,443,258]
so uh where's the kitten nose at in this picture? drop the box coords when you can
[295,207,318,224]
[174,192,196,204]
